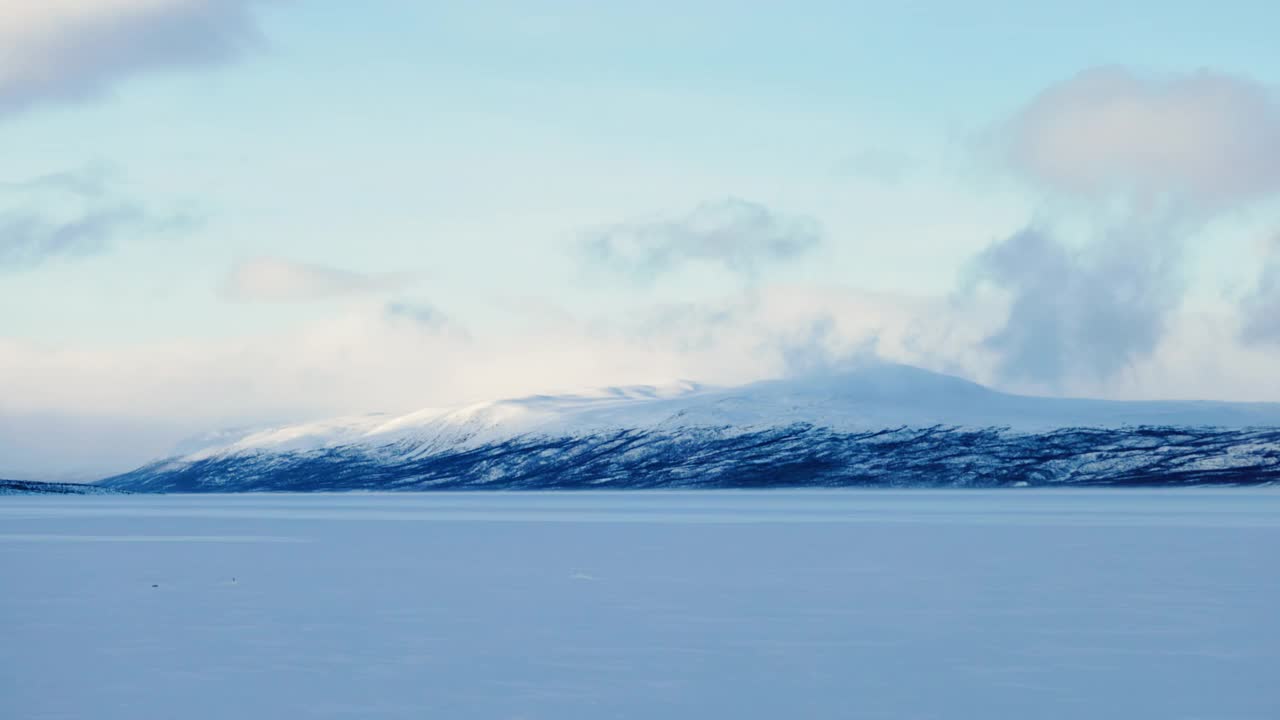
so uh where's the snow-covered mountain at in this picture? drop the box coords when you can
[99,365,1280,492]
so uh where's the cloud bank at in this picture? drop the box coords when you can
[0,0,273,117]
[583,198,821,282]
[222,257,417,302]
[8,282,1280,480]
[974,67,1280,387]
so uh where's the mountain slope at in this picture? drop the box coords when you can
[99,365,1280,492]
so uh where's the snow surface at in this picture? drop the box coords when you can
[4,490,1280,719]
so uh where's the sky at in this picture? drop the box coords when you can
[2,0,1280,479]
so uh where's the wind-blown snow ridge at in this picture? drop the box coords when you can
[100,365,1280,492]
[179,379,709,460]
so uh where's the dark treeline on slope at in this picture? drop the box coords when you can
[1,479,124,495]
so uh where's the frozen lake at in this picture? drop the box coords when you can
[3,490,1279,719]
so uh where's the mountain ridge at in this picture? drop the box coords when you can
[99,365,1280,492]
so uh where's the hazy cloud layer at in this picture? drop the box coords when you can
[1005,67,1280,210]
[968,226,1183,386]
[0,0,272,117]
[7,283,1280,478]
[0,166,190,269]
[584,198,821,282]
[222,257,417,302]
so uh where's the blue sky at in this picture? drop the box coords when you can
[2,0,1280,478]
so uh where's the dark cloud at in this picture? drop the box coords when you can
[0,0,273,118]
[0,167,191,270]
[968,226,1183,386]
[583,198,821,283]
[1240,241,1280,345]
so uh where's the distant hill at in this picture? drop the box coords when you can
[1,479,124,495]
[99,364,1280,492]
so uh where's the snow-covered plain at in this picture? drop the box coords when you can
[3,491,1279,719]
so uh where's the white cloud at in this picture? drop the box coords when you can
[221,257,417,302]
[1004,67,1280,210]
[0,0,272,116]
